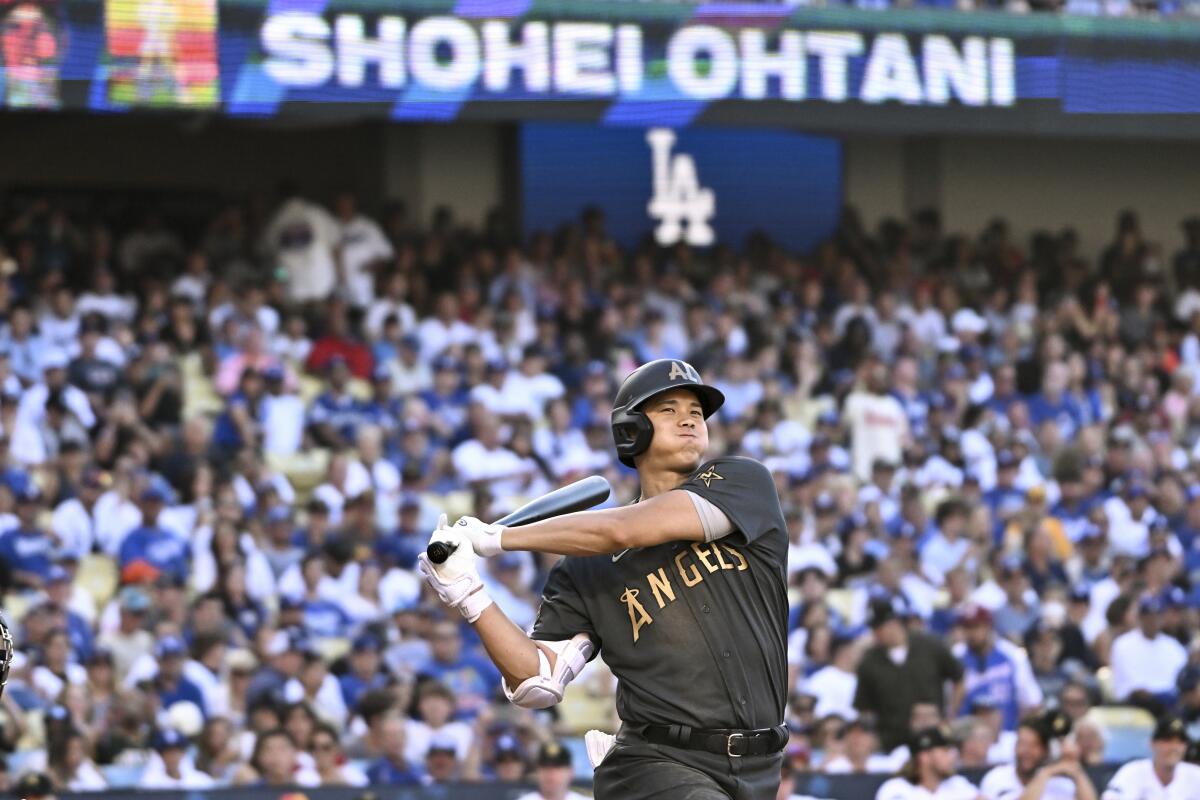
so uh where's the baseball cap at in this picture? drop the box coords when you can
[263,364,285,382]
[14,772,54,798]
[428,735,458,757]
[153,728,188,751]
[351,634,380,653]
[814,493,837,514]
[1139,595,1166,615]
[867,596,902,629]
[956,603,993,628]
[494,733,523,761]
[45,564,69,585]
[1153,715,1189,742]
[40,348,69,371]
[910,725,955,753]
[140,483,170,503]
[996,450,1018,469]
[536,741,572,768]
[156,636,187,659]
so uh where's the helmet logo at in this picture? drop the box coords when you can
[668,361,700,383]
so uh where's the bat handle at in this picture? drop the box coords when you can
[426,541,458,565]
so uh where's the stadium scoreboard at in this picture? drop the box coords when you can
[5,0,1200,135]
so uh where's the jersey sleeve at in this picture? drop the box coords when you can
[530,559,599,652]
[679,457,784,547]
[1100,763,1135,800]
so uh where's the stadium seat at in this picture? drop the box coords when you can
[1089,706,1154,762]
[76,553,119,610]
[314,636,351,664]
[265,449,331,498]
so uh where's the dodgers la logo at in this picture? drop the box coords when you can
[646,128,715,247]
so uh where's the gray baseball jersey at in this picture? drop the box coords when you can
[531,456,789,731]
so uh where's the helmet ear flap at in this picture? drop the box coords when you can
[612,409,653,468]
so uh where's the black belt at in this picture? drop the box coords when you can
[641,723,788,758]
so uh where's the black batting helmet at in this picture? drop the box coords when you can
[611,359,724,468]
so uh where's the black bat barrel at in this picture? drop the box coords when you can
[425,476,611,564]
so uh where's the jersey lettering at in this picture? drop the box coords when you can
[619,542,751,643]
[667,360,701,383]
[620,587,653,643]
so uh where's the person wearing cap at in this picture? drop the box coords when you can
[0,483,54,590]
[423,735,463,785]
[43,565,94,662]
[96,585,155,681]
[1110,595,1187,708]
[1101,715,1200,799]
[308,353,365,448]
[855,596,964,753]
[139,728,216,789]
[14,771,57,800]
[486,732,528,782]
[515,741,587,800]
[338,634,389,712]
[823,717,894,775]
[152,635,209,719]
[116,484,189,585]
[874,725,979,800]
[980,711,1097,800]
[952,603,1043,733]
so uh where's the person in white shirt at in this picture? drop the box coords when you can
[139,729,216,789]
[332,191,394,309]
[1110,596,1188,704]
[980,712,1097,800]
[844,361,910,482]
[517,741,589,800]
[1101,715,1200,800]
[823,717,896,774]
[417,292,476,357]
[804,636,860,722]
[261,190,341,304]
[874,725,980,800]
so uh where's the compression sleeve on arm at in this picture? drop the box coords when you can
[684,490,735,543]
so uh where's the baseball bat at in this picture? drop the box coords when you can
[426,475,612,564]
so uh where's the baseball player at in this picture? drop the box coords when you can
[980,711,1097,800]
[420,359,789,800]
[1101,715,1200,799]
[874,726,982,800]
[515,741,589,800]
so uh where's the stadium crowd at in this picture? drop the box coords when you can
[0,188,1199,798]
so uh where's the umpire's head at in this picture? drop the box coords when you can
[611,359,724,473]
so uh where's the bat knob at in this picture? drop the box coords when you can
[426,541,457,565]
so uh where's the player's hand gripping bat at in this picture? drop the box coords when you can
[426,476,612,564]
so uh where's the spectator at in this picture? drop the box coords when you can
[1110,596,1188,710]
[980,712,1098,800]
[516,741,588,800]
[234,727,319,787]
[366,713,422,786]
[854,597,964,752]
[139,728,216,789]
[309,723,368,787]
[1100,715,1200,799]
[952,603,1043,731]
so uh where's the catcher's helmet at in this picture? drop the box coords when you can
[611,359,724,468]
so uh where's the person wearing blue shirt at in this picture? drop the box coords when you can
[212,371,266,455]
[338,634,390,711]
[375,496,424,570]
[45,565,94,661]
[1026,362,1084,441]
[0,485,55,590]
[308,356,365,448]
[418,356,470,446]
[1050,478,1096,545]
[152,636,208,718]
[415,619,500,718]
[953,604,1043,732]
[357,366,404,441]
[366,714,423,786]
[983,451,1027,547]
[117,486,189,584]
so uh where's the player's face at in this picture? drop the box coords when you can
[1152,737,1187,770]
[536,765,572,796]
[641,388,708,472]
[928,745,957,779]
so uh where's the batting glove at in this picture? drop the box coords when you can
[451,516,506,558]
[418,526,494,623]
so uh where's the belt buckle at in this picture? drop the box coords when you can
[726,732,746,758]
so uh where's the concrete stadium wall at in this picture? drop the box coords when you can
[844,135,1200,263]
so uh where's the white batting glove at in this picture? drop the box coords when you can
[585,729,616,768]
[417,525,493,623]
[451,516,506,557]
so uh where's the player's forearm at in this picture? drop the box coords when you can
[501,492,703,556]
[472,603,544,687]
